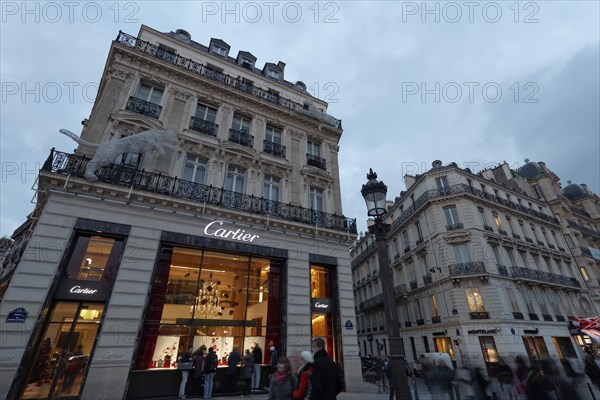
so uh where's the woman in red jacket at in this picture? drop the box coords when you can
[293,351,314,400]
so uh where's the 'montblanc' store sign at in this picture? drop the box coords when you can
[203,221,260,243]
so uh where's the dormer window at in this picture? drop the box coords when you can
[212,45,227,56]
[241,58,254,69]
[266,69,280,80]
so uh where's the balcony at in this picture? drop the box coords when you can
[498,229,508,236]
[525,237,533,243]
[229,129,254,148]
[448,261,486,277]
[394,284,408,298]
[306,154,326,170]
[358,293,384,311]
[263,140,286,158]
[497,264,508,276]
[404,321,412,327]
[416,319,425,326]
[416,237,424,246]
[410,280,418,290]
[404,245,411,254]
[447,223,464,231]
[189,117,218,136]
[555,315,566,322]
[528,313,539,321]
[115,31,342,129]
[536,240,545,246]
[558,247,566,252]
[548,244,556,250]
[509,266,581,289]
[512,312,524,320]
[432,316,441,324]
[542,314,553,321]
[470,311,490,320]
[483,225,494,232]
[41,149,357,234]
[126,97,162,119]
[567,220,600,239]
[423,273,432,285]
[379,325,384,331]
[351,242,377,268]
[512,233,521,240]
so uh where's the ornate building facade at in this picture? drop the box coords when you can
[351,160,599,376]
[0,25,360,399]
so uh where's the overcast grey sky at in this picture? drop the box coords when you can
[1,1,599,238]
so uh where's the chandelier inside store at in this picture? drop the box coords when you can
[191,279,221,318]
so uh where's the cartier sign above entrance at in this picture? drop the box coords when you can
[203,221,260,243]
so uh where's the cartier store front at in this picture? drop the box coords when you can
[16,224,128,399]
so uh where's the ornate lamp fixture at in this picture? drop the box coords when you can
[191,279,221,318]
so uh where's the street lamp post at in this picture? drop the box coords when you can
[361,169,412,400]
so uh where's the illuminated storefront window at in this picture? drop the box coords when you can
[310,265,337,361]
[136,246,282,369]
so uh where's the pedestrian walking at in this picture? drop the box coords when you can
[270,342,279,378]
[437,360,455,400]
[311,337,343,400]
[267,356,296,400]
[293,351,314,400]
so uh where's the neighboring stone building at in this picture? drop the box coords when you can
[351,160,598,376]
[0,25,360,400]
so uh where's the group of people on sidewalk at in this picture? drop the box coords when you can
[176,337,343,400]
[382,352,600,400]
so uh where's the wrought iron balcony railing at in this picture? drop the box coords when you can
[536,240,545,246]
[432,316,441,323]
[497,264,508,276]
[229,129,254,147]
[448,261,486,276]
[41,149,357,234]
[189,117,218,136]
[525,237,533,243]
[115,31,342,129]
[358,293,384,311]
[509,266,581,289]
[542,314,553,321]
[410,279,418,290]
[416,319,425,326]
[498,229,508,236]
[416,237,424,246]
[568,220,600,239]
[512,312,524,320]
[423,273,432,285]
[446,223,464,231]
[470,311,490,319]
[263,140,286,158]
[512,233,521,239]
[528,313,539,321]
[351,242,377,268]
[404,245,411,254]
[306,154,326,170]
[394,284,408,298]
[483,225,494,232]
[389,183,558,237]
[404,321,412,327]
[126,97,162,119]
[555,315,566,322]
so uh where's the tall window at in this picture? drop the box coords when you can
[479,336,499,363]
[183,155,207,184]
[580,267,591,281]
[136,83,163,105]
[64,235,125,281]
[492,212,503,230]
[478,207,489,227]
[505,247,516,266]
[505,287,520,313]
[415,220,423,240]
[535,289,548,314]
[262,175,280,201]
[505,216,515,234]
[430,294,440,317]
[309,187,323,212]
[195,104,217,122]
[465,288,485,312]
[453,244,471,264]
[530,224,540,241]
[435,176,449,189]
[444,206,461,226]
[265,126,282,144]
[266,69,280,79]
[232,114,251,133]
[212,45,227,56]
[521,290,535,313]
[225,166,245,193]
[307,140,321,157]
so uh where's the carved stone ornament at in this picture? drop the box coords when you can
[108,68,132,81]
[59,128,180,181]
[173,89,193,101]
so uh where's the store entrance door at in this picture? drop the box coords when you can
[20,302,104,399]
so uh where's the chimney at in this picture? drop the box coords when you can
[277,61,286,79]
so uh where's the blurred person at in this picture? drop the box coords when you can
[227,346,242,392]
[252,342,263,390]
[437,359,455,400]
[178,345,194,400]
[267,356,296,400]
[203,347,218,400]
[240,349,254,397]
[292,351,314,400]
[193,346,206,396]
[311,337,343,399]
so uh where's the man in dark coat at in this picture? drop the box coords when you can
[311,337,342,400]
[252,342,263,390]
[226,346,241,392]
